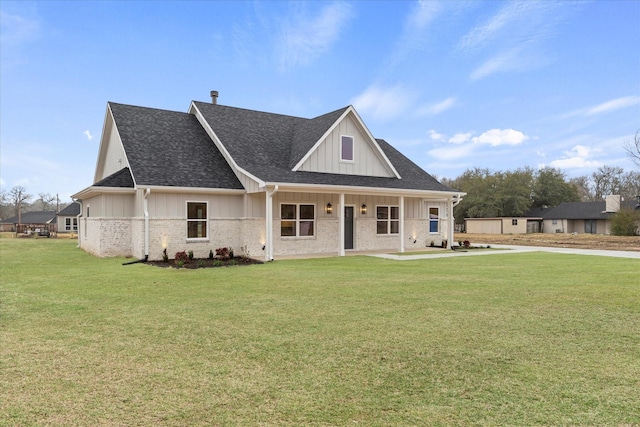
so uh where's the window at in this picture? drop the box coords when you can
[341,135,354,162]
[512,219,518,226]
[281,204,315,237]
[377,206,399,235]
[65,217,78,231]
[187,202,208,239]
[429,207,439,233]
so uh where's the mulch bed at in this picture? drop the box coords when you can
[146,257,263,269]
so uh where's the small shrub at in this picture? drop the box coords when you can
[176,260,184,269]
[213,260,222,267]
[228,259,237,266]
[208,249,214,260]
[610,208,640,236]
[229,247,235,258]
[197,259,205,268]
[463,240,471,248]
[175,251,189,263]
[188,250,194,260]
[162,248,169,262]
[216,247,230,260]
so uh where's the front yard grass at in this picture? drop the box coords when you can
[1,238,639,426]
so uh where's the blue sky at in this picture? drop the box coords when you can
[1,0,639,202]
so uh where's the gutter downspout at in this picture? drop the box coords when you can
[72,198,82,248]
[449,195,463,249]
[144,188,150,259]
[266,185,279,261]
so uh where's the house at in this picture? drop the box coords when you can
[72,92,465,261]
[464,216,540,234]
[0,211,57,234]
[56,202,81,233]
[539,195,638,234]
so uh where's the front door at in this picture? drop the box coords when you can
[344,206,354,250]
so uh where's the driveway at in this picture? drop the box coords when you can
[371,244,640,260]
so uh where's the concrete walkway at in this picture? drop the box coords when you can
[370,244,640,260]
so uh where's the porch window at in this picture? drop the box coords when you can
[187,201,208,239]
[281,203,315,237]
[377,206,399,235]
[341,136,354,162]
[512,219,518,226]
[429,207,439,233]
[65,217,78,231]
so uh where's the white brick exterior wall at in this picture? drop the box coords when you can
[79,215,446,260]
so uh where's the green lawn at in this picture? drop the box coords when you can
[1,238,639,426]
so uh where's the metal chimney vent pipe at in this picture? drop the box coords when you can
[210,90,219,104]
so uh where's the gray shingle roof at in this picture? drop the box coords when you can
[57,202,81,216]
[109,103,243,190]
[192,101,456,192]
[94,167,134,188]
[0,211,56,224]
[541,200,638,220]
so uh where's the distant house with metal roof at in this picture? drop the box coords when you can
[72,92,465,261]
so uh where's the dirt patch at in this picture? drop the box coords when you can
[456,233,640,252]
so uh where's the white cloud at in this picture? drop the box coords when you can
[417,97,457,116]
[351,84,416,121]
[428,144,475,161]
[279,2,353,69]
[0,11,40,47]
[585,96,640,116]
[549,144,600,169]
[471,129,528,146]
[83,130,93,141]
[470,47,523,81]
[459,1,529,51]
[448,132,472,144]
[427,129,445,141]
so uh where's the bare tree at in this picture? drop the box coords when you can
[9,186,32,225]
[624,129,640,168]
[591,165,624,199]
[35,192,57,211]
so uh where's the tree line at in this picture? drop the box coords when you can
[0,186,69,220]
[441,165,640,222]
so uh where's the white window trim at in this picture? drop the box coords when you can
[340,135,355,163]
[280,203,316,239]
[376,205,399,235]
[428,206,440,234]
[186,200,209,241]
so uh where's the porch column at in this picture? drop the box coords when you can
[399,196,405,253]
[339,193,345,257]
[265,191,272,261]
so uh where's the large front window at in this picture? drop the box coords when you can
[187,202,207,239]
[377,206,399,235]
[281,204,315,237]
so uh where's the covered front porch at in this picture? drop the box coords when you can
[261,184,463,261]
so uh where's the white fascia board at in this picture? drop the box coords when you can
[262,181,465,198]
[71,186,136,200]
[291,107,352,171]
[141,185,246,195]
[189,102,266,188]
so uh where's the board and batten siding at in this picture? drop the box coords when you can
[83,194,135,218]
[96,118,128,182]
[297,113,394,177]
[146,192,244,218]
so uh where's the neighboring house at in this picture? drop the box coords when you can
[72,92,465,261]
[56,202,81,233]
[465,216,539,234]
[0,211,57,234]
[540,195,638,235]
